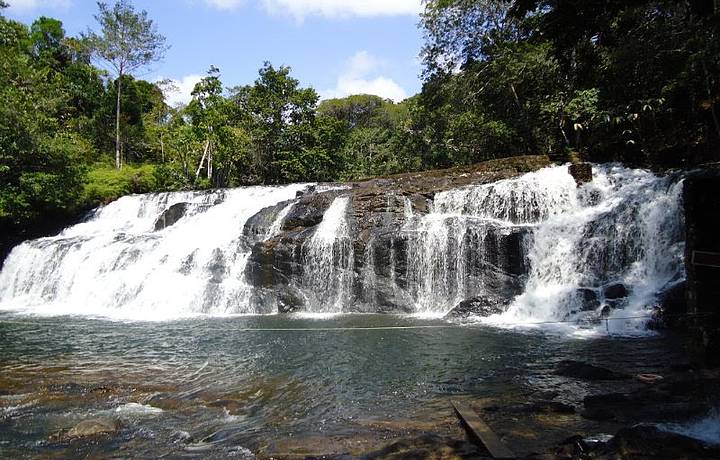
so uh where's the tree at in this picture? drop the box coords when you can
[231,63,320,184]
[87,0,167,169]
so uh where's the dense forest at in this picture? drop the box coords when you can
[1,0,718,256]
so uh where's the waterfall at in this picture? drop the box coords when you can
[405,167,574,314]
[300,196,354,313]
[492,166,685,333]
[0,163,685,330]
[0,184,309,320]
[405,165,684,332]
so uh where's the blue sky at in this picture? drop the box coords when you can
[6,0,424,104]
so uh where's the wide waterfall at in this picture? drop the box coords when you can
[0,184,309,320]
[0,164,685,332]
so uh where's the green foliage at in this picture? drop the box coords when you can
[417,0,720,166]
[83,163,157,205]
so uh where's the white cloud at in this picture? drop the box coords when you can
[202,0,421,19]
[7,0,71,11]
[321,51,408,102]
[157,75,203,107]
[203,0,245,9]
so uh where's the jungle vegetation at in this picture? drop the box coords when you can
[1,0,718,255]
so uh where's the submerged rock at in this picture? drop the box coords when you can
[555,360,630,381]
[66,418,119,438]
[363,433,482,459]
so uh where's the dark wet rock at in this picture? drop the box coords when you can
[363,433,483,459]
[568,163,593,186]
[599,425,720,459]
[604,283,629,300]
[154,202,189,231]
[66,419,119,438]
[582,375,720,423]
[555,360,631,381]
[650,281,688,330]
[600,304,613,318]
[282,190,343,231]
[242,199,292,243]
[445,296,508,319]
[576,288,600,311]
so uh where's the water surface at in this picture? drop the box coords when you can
[0,312,684,458]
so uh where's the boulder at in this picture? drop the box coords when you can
[568,163,593,186]
[154,202,189,231]
[601,425,720,459]
[576,288,600,311]
[445,296,507,319]
[555,360,630,381]
[604,282,629,300]
[67,419,119,438]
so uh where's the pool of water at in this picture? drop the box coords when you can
[0,312,686,458]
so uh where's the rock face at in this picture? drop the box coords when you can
[683,166,720,366]
[243,155,550,313]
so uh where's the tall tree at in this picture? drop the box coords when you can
[87,0,167,169]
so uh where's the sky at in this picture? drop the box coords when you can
[5,0,425,105]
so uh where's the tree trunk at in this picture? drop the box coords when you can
[115,74,123,169]
[195,139,210,180]
[207,142,213,181]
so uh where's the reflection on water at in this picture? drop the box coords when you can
[0,313,685,457]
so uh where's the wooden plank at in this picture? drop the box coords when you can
[692,250,720,268]
[451,400,516,459]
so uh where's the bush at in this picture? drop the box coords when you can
[83,163,158,206]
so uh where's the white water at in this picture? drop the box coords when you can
[0,184,309,320]
[659,410,720,445]
[402,165,684,335]
[483,166,684,334]
[300,196,354,313]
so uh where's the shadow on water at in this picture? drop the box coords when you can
[0,312,687,458]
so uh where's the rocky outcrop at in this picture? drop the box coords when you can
[568,162,593,186]
[154,202,189,231]
[445,296,508,319]
[243,155,550,314]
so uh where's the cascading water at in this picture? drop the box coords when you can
[0,184,309,320]
[490,165,685,333]
[300,196,354,313]
[400,164,684,333]
[405,167,575,315]
[0,163,685,332]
